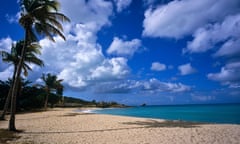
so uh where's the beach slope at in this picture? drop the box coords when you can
[0,108,239,144]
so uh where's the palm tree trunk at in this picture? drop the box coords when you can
[44,91,49,110]
[8,30,29,131]
[8,78,20,131]
[0,67,17,120]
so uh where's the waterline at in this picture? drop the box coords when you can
[93,104,240,124]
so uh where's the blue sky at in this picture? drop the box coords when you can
[0,0,240,105]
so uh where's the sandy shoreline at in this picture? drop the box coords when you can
[1,108,240,144]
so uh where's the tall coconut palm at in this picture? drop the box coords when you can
[0,40,44,120]
[41,73,63,110]
[9,0,70,131]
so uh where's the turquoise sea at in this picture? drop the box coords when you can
[93,104,240,124]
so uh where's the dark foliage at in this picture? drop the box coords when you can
[1,79,126,111]
[19,86,45,110]
[0,80,10,109]
[0,79,62,111]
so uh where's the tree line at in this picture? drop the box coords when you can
[0,76,63,113]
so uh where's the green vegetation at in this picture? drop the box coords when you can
[40,73,64,110]
[0,78,126,113]
[0,78,60,111]
[58,97,127,108]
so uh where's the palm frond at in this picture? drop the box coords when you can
[20,0,70,43]
[1,50,16,64]
[48,12,70,23]
[35,21,66,41]
[25,55,44,67]
[22,63,31,76]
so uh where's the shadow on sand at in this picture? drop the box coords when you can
[122,119,205,128]
[60,112,95,117]
[20,119,205,135]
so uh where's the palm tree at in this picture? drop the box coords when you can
[56,80,64,104]
[9,0,70,131]
[41,73,63,110]
[0,40,44,120]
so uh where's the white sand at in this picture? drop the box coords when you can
[1,108,240,144]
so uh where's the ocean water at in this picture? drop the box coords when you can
[93,104,240,124]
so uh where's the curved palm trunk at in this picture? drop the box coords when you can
[0,67,17,120]
[8,30,29,131]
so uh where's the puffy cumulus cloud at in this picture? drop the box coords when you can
[207,62,240,88]
[90,57,129,81]
[143,0,240,39]
[0,66,14,81]
[59,0,113,31]
[141,78,191,93]
[185,13,240,54]
[178,63,196,75]
[151,62,166,71]
[107,37,142,57]
[114,0,132,12]
[36,32,129,90]
[95,78,191,94]
[0,37,14,72]
[0,37,13,51]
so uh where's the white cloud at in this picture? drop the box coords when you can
[114,0,132,12]
[59,0,113,31]
[0,37,13,51]
[185,13,240,53]
[90,57,129,81]
[107,37,142,57]
[94,80,137,94]
[0,37,14,72]
[214,39,240,58]
[94,78,191,94]
[143,0,240,38]
[5,12,21,24]
[141,78,191,93]
[0,66,13,81]
[207,61,240,88]
[36,31,130,90]
[151,62,166,71]
[178,63,196,75]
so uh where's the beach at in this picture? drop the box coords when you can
[1,108,240,144]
